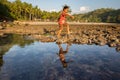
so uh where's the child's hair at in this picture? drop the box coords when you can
[63,5,69,10]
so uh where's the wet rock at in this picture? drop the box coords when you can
[88,39,92,44]
[95,35,107,46]
[115,39,120,43]
[0,26,3,29]
[0,23,120,51]
[117,36,120,39]
[97,42,106,46]
[32,34,41,39]
[116,47,120,52]
[42,36,56,42]
[56,39,63,44]
[108,42,117,47]
[0,33,4,36]
[74,39,79,43]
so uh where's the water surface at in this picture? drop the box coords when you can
[0,34,120,80]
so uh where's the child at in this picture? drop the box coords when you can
[57,5,74,38]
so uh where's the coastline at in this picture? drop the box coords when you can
[0,22,120,51]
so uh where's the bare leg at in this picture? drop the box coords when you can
[66,23,70,35]
[57,24,63,38]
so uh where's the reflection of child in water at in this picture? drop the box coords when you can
[57,43,70,68]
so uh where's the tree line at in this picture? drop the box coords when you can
[0,0,120,23]
[73,8,120,23]
[0,0,60,21]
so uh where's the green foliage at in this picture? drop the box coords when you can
[0,0,13,21]
[0,0,120,23]
[0,0,42,21]
[74,8,120,23]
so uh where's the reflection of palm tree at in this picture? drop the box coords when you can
[57,43,71,68]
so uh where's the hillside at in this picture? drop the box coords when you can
[74,8,120,23]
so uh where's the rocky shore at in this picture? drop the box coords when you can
[0,22,120,51]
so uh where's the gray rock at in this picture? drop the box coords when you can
[116,47,120,52]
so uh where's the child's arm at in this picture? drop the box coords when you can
[66,13,74,19]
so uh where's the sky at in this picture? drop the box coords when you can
[9,0,120,13]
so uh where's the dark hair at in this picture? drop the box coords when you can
[63,5,69,10]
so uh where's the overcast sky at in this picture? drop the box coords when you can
[9,0,120,13]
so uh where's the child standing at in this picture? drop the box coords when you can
[57,5,74,38]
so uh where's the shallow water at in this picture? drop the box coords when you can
[0,34,120,80]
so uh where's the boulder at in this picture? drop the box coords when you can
[0,26,3,29]
[116,47,120,52]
